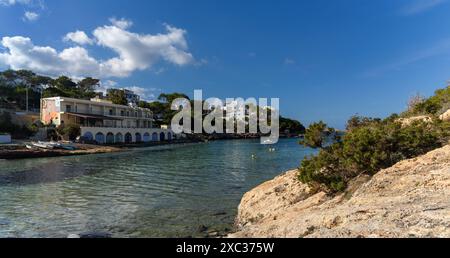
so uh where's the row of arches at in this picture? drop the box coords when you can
[83,131,173,144]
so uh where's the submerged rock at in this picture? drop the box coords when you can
[212,211,227,216]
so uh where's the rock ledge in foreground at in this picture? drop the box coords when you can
[230,145,450,238]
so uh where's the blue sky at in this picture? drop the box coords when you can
[1,0,450,128]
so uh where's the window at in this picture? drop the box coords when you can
[109,109,113,115]
[66,105,71,112]
[121,110,124,116]
[127,111,130,117]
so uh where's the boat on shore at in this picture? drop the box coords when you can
[60,144,76,150]
[29,141,76,150]
[31,141,55,149]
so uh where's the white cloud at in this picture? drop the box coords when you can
[63,30,94,45]
[125,86,160,101]
[109,17,133,29]
[96,80,118,95]
[194,58,208,67]
[93,20,193,77]
[400,0,446,15]
[284,58,295,65]
[0,36,100,78]
[0,0,31,6]
[0,19,194,78]
[362,38,450,77]
[154,67,166,75]
[96,80,160,101]
[23,11,39,21]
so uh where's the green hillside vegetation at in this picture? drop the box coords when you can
[299,86,450,193]
[1,69,305,137]
[404,87,450,116]
[0,69,100,110]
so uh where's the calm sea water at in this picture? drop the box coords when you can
[0,138,315,238]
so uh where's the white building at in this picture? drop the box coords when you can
[40,96,175,144]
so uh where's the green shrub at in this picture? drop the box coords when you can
[300,121,335,148]
[299,84,450,193]
[409,86,450,115]
[0,111,40,139]
[298,117,450,193]
[56,123,81,141]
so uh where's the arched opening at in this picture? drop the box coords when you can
[95,132,105,144]
[160,132,165,141]
[83,132,93,141]
[167,132,172,141]
[106,132,115,144]
[115,133,123,143]
[152,132,158,141]
[143,132,150,142]
[135,133,142,143]
[125,132,132,143]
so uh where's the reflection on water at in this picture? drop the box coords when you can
[0,139,315,237]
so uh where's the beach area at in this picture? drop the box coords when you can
[0,143,122,160]
[0,139,202,160]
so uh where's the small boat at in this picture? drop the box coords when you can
[31,141,54,149]
[47,141,62,148]
[262,139,276,145]
[25,144,35,149]
[60,144,76,150]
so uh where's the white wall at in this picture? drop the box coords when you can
[0,134,11,144]
[80,127,176,144]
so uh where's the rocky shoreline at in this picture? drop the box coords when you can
[0,139,201,160]
[0,135,298,160]
[230,144,450,238]
[0,143,123,159]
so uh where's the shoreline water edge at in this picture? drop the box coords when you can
[0,134,300,160]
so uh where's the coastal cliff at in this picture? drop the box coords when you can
[230,144,450,238]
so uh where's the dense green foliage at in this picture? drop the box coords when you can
[300,121,335,148]
[106,89,128,105]
[0,84,42,111]
[42,76,99,99]
[280,116,306,135]
[0,69,52,110]
[1,69,100,110]
[56,123,81,141]
[0,111,38,138]
[298,87,450,193]
[407,86,450,116]
[138,93,191,127]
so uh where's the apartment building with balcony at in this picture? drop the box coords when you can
[40,96,175,144]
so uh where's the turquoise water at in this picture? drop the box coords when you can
[0,138,315,238]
